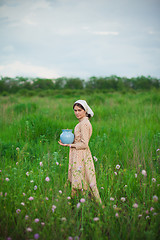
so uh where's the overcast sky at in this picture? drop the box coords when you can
[0,0,160,79]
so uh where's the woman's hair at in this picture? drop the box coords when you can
[73,103,91,119]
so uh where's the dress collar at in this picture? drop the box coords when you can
[79,116,88,122]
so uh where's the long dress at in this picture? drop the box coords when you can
[68,116,101,203]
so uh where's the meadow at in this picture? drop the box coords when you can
[0,90,160,240]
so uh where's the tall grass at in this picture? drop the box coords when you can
[0,91,160,240]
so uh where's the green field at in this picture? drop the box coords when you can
[0,91,160,240]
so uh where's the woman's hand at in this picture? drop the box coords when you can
[58,140,69,147]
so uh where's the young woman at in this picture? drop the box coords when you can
[58,100,102,204]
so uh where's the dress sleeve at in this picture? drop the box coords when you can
[74,122,90,150]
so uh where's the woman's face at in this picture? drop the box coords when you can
[74,105,86,120]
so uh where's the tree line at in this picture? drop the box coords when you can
[0,75,160,94]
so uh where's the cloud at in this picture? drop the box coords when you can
[0,61,60,78]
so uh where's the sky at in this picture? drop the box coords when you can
[0,0,160,79]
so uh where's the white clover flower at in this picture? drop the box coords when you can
[5,178,9,181]
[26,172,29,176]
[40,162,43,167]
[61,217,66,221]
[152,178,156,182]
[110,197,115,201]
[142,170,147,177]
[52,205,56,212]
[133,203,138,208]
[28,196,34,201]
[21,202,25,206]
[116,165,120,170]
[153,195,158,202]
[59,190,62,194]
[93,217,99,221]
[77,203,81,208]
[26,227,32,232]
[45,177,50,182]
[135,174,137,178]
[121,197,126,202]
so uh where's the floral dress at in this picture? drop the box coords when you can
[68,117,101,203]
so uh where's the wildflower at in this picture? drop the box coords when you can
[101,187,104,189]
[146,210,149,214]
[16,209,21,214]
[7,237,12,240]
[110,197,114,201]
[61,217,66,221]
[150,207,154,211]
[56,199,59,202]
[52,205,56,212]
[146,216,150,219]
[34,185,37,190]
[67,196,71,200]
[26,227,32,232]
[153,212,158,216]
[25,215,29,220]
[93,217,99,221]
[28,196,34,201]
[114,172,117,175]
[113,205,117,209]
[124,185,127,188]
[59,190,62,194]
[68,237,73,240]
[16,162,18,165]
[16,147,20,151]
[0,192,2,196]
[41,222,45,226]
[93,156,98,162]
[121,197,126,202]
[26,172,29,176]
[5,192,7,197]
[153,195,158,202]
[34,218,39,223]
[80,198,85,203]
[133,203,138,208]
[34,233,40,239]
[115,213,119,217]
[135,174,137,178]
[30,180,34,183]
[45,177,50,182]
[0,170,1,172]
[156,148,160,152]
[56,162,59,165]
[142,170,147,177]
[138,214,142,218]
[21,202,25,206]
[116,165,120,169]
[40,162,43,166]
[46,197,49,200]
[5,178,9,181]
[77,203,81,208]
[152,178,156,182]
[23,193,26,196]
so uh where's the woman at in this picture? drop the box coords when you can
[58,100,102,204]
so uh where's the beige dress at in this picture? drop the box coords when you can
[68,117,101,203]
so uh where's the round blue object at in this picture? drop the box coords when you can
[60,129,74,144]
